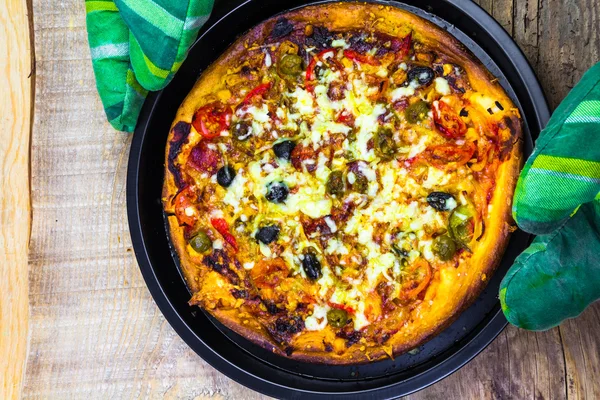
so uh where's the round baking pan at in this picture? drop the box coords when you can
[127,0,549,398]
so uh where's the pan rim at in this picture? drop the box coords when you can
[127,0,549,398]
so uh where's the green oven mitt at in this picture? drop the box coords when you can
[500,62,600,330]
[85,0,214,132]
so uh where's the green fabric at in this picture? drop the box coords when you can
[85,0,213,132]
[501,62,600,330]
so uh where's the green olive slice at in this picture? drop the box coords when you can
[327,308,348,328]
[189,230,212,254]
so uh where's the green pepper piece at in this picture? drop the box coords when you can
[374,128,397,161]
[278,54,303,76]
[432,235,457,261]
[405,100,430,124]
[352,174,369,194]
[449,205,475,247]
[326,170,345,196]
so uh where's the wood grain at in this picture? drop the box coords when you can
[22,0,600,398]
[0,0,33,399]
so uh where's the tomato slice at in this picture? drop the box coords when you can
[424,141,476,169]
[173,186,198,227]
[240,82,272,106]
[192,102,232,139]
[210,218,238,251]
[433,101,467,139]
[251,258,289,288]
[343,49,381,66]
[399,259,432,300]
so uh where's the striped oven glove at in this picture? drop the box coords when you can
[500,62,600,330]
[85,0,214,132]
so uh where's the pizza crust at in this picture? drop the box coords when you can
[162,2,522,364]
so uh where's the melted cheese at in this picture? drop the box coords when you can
[434,77,451,95]
[305,304,331,331]
[192,41,493,336]
[287,87,315,115]
[222,169,247,212]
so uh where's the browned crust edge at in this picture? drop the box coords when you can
[161,2,524,364]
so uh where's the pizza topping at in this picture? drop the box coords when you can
[326,170,345,196]
[349,172,369,194]
[433,100,467,138]
[404,100,430,124]
[434,77,451,95]
[256,224,280,244]
[407,66,435,87]
[216,165,236,187]
[399,258,432,300]
[305,304,331,331]
[173,186,198,227]
[273,140,297,160]
[188,140,221,174]
[395,32,412,60]
[278,54,304,76]
[202,249,240,285]
[241,82,272,106]
[423,141,476,169]
[304,25,332,48]
[432,235,457,261]
[449,205,475,248]
[266,181,289,203]
[305,48,340,92]
[426,191,457,211]
[192,102,232,139]
[343,49,381,66]
[302,247,322,280]
[373,128,397,161]
[327,308,349,328]
[210,218,238,251]
[231,121,252,141]
[189,231,213,254]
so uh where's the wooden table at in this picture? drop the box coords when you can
[3,0,599,398]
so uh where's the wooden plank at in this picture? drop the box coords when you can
[0,0,33,399]
[492,0,515,36]
[23,0,265,398]
[535,0,600,108]
[513,0,541,68]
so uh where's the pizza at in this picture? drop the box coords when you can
[162,2,522,364]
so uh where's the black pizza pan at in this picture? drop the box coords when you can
[127,0,549,398]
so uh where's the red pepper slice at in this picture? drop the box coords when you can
[240,82,272,106]
[210,217,238,251]
[327,301,355,314]
[433,101,467,139]
[192,102,232,139]
[173,186,198,227]
[396,32,412,60]
[335,110,355,126]
[343,49,381,66]
[305,48,338,92]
